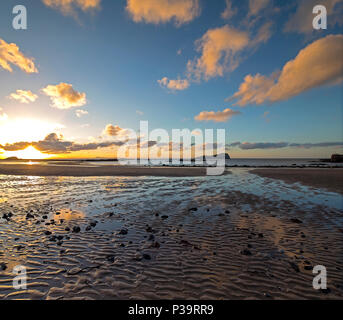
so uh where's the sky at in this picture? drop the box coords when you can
[0,0,342,159]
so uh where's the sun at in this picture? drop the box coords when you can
[6,146,50,160]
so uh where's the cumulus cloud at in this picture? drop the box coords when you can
[284,0,343,35]
[228,141,343,150]
[102,124,133,139]
[9,90,38,104]
[158,77,190,91]
[0,133,124,154]
[221,0,237,20]
[42,83,87,110]
[75,109,88,117]
[195,108,241,123]
[230,35,343,106]
[126,0,200,25]
[187,24,272,82]
[42,0,101,16]
[0,38,38,73]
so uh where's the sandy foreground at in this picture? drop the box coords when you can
[0,164,208,177]
[251,168,343,195]
[0,169,342,300]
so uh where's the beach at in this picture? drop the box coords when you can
[251,168,343,195]
[0,165,342,300]
[0,164,208,177]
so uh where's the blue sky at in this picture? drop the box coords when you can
[0,0,342,158]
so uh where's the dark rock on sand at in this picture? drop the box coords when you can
[119,229,128,235]
[161,215,169,220]
[289,262,300,272]
[44,231,52,236]
[0,262,7,271]
[65,227,70,232]
[26,213,34,219]
[189,208,198,212]
[148,234,155,241]
[72,226,81,233]
[106,255,115,263]
[320,288,331,294]
[240,249,252,256]
[143,254,151,260]
[86,226,92,231]
[290,218,303,224]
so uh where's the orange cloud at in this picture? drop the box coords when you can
[187,24,271,82]
[230,35,343,106]
[42,0,101,15]
[158,77,190,91]
[126,0,200,25]
[248,0,271,17]
[42,83,87,110]
[0,38,38,73]
[103,124,129,137]
[9,90,38,104]
[195,108,241,122]
[284,0,343,34]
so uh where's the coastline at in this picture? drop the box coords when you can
[0,164,209,177]
[251,168,343,195]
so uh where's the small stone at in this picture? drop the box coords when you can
[72,226,81,233]
[258,233,264,238]
[189,208,198,212]
[86,226,92,231]
[289,262,300,272]
[143,254,151,260]
[44,231,52,236]
[106,255,115,263]
[26,213,34,219]
[290,218,303,224]
[320,288,331,294]
[119,229,128,235]
[0,263,7,271]
[148,234,155,241]
[65,227,70,232]
[161,215,169,220]
[240,249,252,256]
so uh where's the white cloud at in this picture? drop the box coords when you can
[158,77,190,91]
[9,90,38,104]
[42,83,87,110]
[75,109,89,117]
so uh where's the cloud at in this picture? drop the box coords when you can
[75,109,88,117]
[126,0,200,25]
[42,83,87,110]
[0,108,8,122]
[158,77,190,91]
[136,110,144,116]
[248,0,271,17]
[230,35,343,106]
[195,108,241,123]
[0,38,38,73]
[228,141,343,150]
[42,0,101,16]
[284,0,343,35]
[103,124,131,138]
[9,90,38,104]
[221,0,237,20]
[187,24,272,82]
[0,133,124,154]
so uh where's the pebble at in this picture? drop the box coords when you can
[72,226,81,233]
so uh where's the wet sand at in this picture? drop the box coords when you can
[0,170,342,300]
[251,168,343,195]
[0,164,208,177]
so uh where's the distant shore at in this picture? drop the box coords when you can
[0,164,209,177]
[251,168,343,194]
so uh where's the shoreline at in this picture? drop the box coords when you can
[0,164,210,177]
[251,168,343,195]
